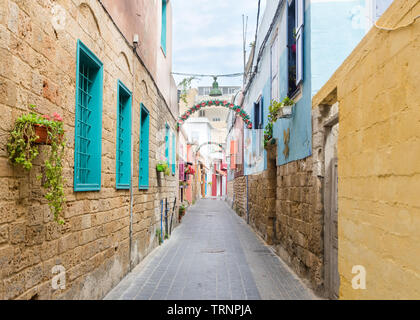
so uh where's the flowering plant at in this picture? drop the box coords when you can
[185,165,195,175]
[7,105,66,224]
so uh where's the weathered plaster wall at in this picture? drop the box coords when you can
[101,0,178,118]
[0,0,178,299]
[313,0,420,299]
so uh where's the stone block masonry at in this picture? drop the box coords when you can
[0,0,179,299]
[274,156,324,294]
[230,143,324,295]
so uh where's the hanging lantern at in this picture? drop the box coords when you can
[209,77,222,97]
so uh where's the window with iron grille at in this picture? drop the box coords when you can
[171,131,176,175]
[165,124,170,164]
[139,104,150,189]
[74,40,103,192]
[116,80,132,189]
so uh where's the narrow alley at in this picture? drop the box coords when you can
[105,199,315,300]
[0,0,419,303]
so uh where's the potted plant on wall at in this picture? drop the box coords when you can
[281,96,295,117]
[156,161,170,177]
[264,122,274,149]
[7,105,66,224]
[179,204,186,222]
[268,96,295,121]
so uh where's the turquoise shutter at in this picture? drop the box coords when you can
[139,104,150,189]
[171,131,176,174]
[116,80,132,189]
[165,124,169,164]
[295,0,304,85]
[161,0,167,55]
[74,40,103,192]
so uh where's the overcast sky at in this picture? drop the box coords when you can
[172,0,266,87]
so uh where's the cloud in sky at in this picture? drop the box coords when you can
[172,0,266,87]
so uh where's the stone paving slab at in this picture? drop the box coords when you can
[104,199,316,300]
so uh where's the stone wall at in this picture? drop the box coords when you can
[247,145,277,244]
[230,142,324,294]
[313,0,420,299]
[232,176,246,219]
[0,0,178,299]
[273,156,324,293]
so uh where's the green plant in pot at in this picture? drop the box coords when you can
[156,161,168,173]
[164,166,171,176]
[7,105,66,224]
[268,97,295,122]
[179,204,186,221]
[264,122,273,149]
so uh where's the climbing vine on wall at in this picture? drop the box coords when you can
[177,100,253,130]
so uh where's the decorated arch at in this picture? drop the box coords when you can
[195,141,224,154]
[177,99,253,129]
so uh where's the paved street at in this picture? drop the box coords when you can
[105,199,316,300]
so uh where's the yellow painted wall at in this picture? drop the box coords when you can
[313,0,420,299]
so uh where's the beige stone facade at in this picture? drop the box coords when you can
[313,0,420,299]
[0,0,179,299]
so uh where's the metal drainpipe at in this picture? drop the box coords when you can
[129,40,137,272]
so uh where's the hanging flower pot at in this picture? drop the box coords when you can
[7,106,66,224]
[281,105,293,118]
[33,124,49,144]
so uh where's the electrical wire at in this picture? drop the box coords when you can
[172,72,243,78]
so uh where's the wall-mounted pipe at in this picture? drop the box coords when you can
[128,38,138,272]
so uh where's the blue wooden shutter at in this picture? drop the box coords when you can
[171,131,176,175]
[116,80,132,189]
[139,104,150,189]
[259,97,264,128]
[161,0,167,55]
[74,40,103,192]
[295,0,304,85]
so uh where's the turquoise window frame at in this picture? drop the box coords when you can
[139,104,150,190]
[171,131,176,175]
[165,124,169,165]
[161,0,167,55]
[116,80,132,190]
[74,40,103,192]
